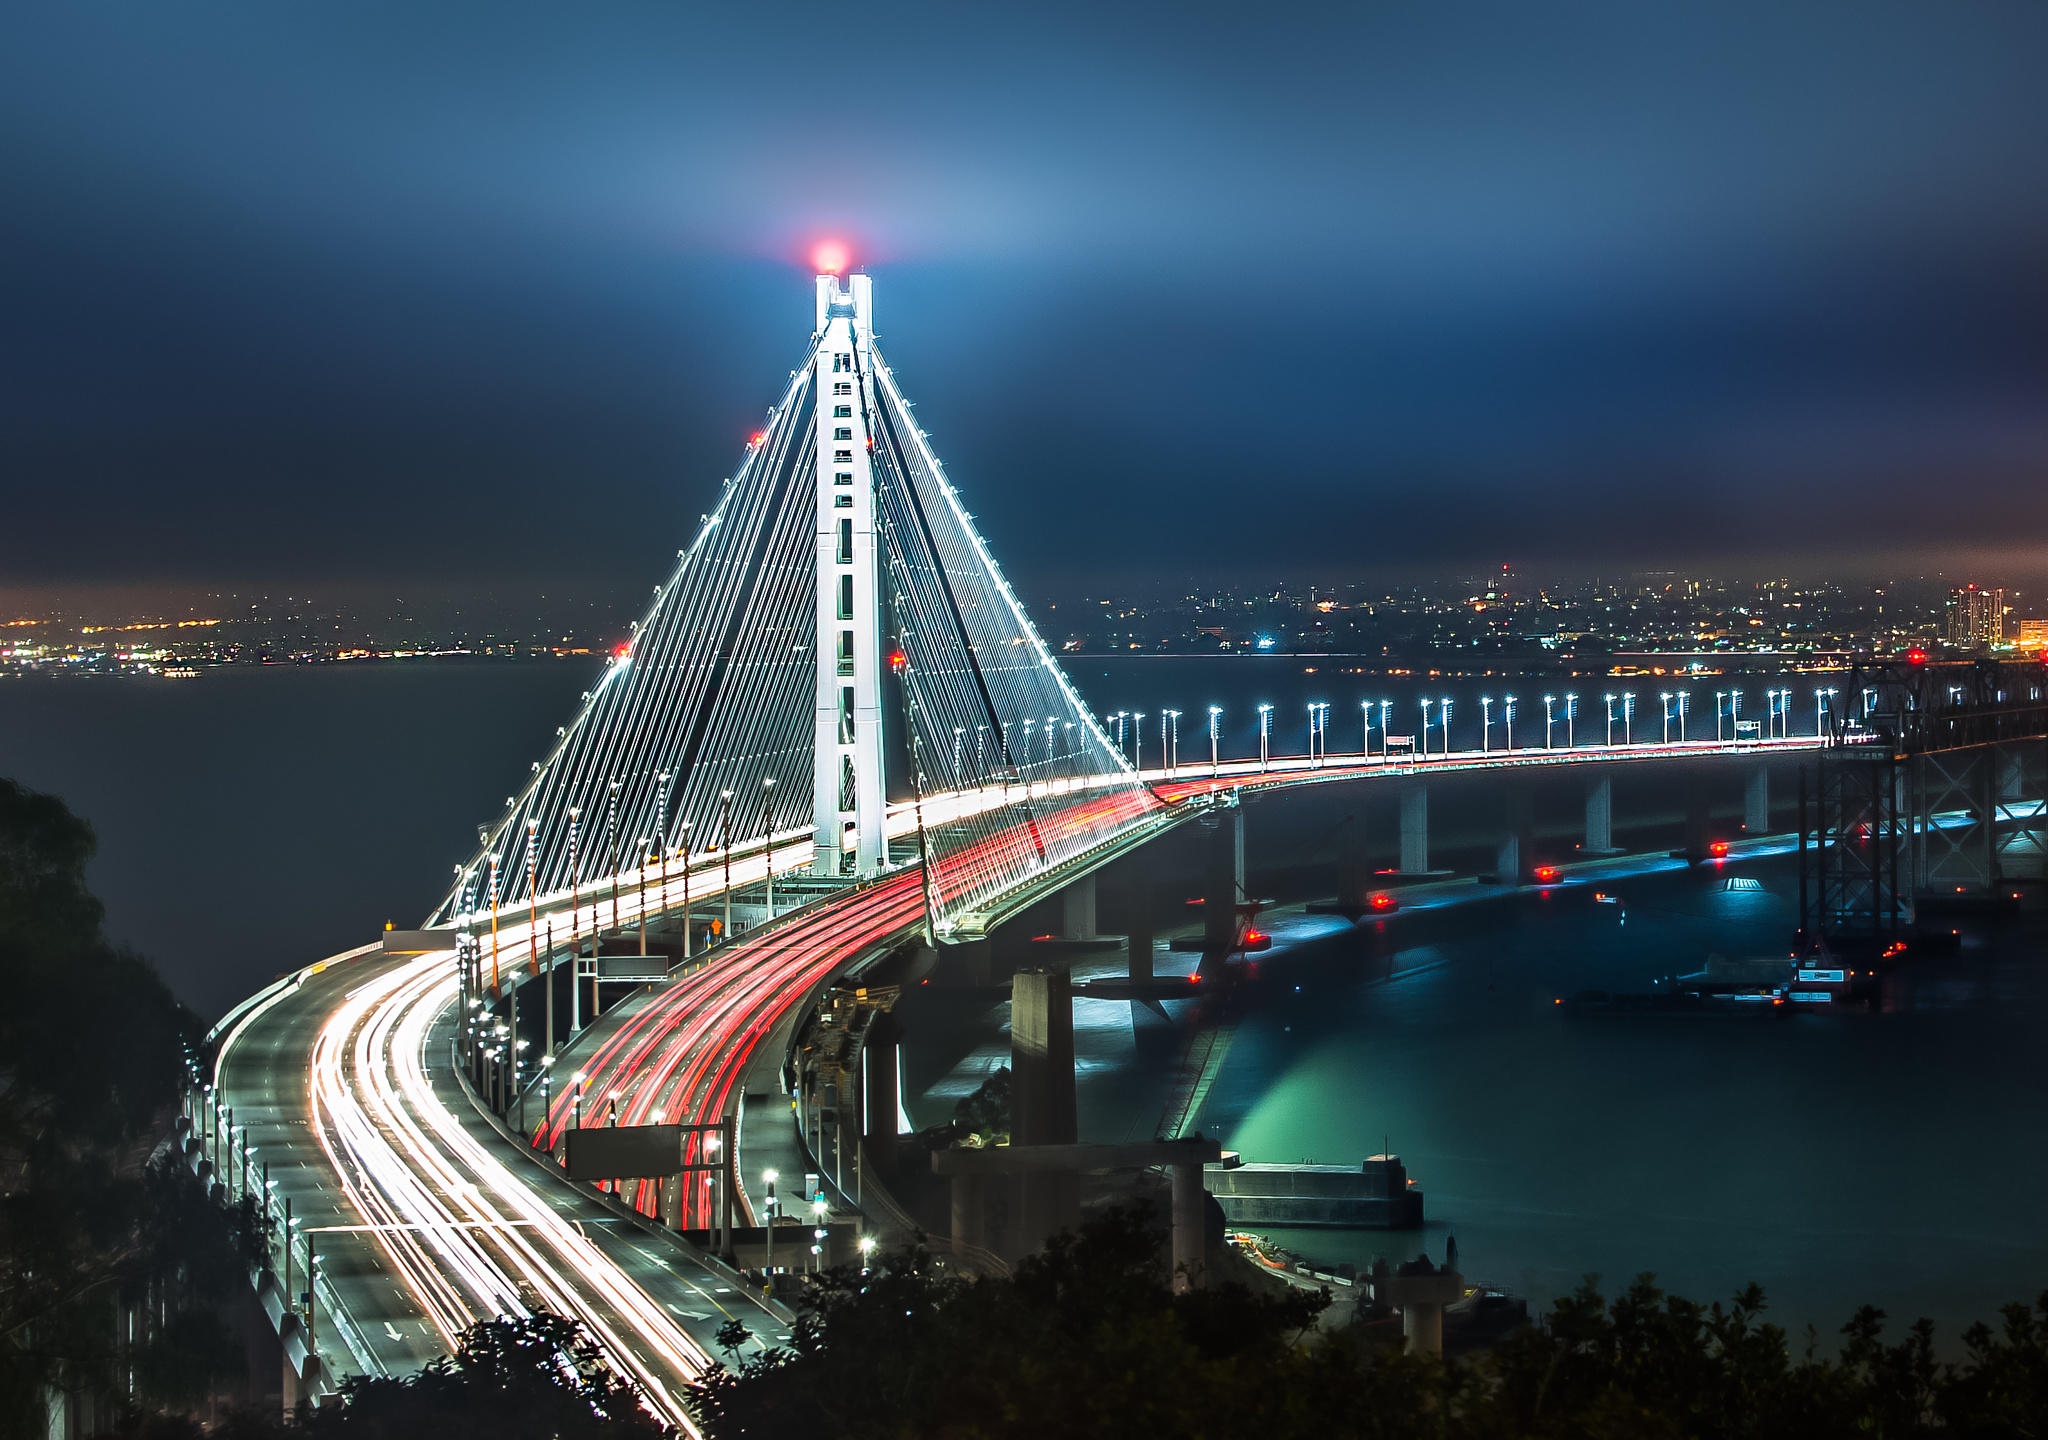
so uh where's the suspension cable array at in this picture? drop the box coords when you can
[432,279,1161,939]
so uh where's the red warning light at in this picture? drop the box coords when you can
[887,648,907,674]
[1710,840,1730,858]
[1369,893,1398,912]
[1907,647,1928,665]
[748,432,766,448]
[1533,865,1561,884]
[812,240,850,275]
[613,641,632,660]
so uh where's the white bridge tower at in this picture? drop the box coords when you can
[811,271,888,875]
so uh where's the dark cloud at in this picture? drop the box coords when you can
[3,0,2046,590]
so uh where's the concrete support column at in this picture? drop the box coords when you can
[1171,1162,1207,1292]
[1404,1299,1446,1357]
[1125,868,1154,982]
[1745,767,1769,834]
[950,1172,985,1250]
[1682,772,1714,860]
[1400,787,1429,874]
[1204,821,1239,952]
[1011,967,1076,1146]
[1334,810,1374,910]
[1061,873,1097,939]
[1011,966,1078,1256]
[1584,774,1614,853]
[863,1011,901,1154]
[1231,806,1246,896]
[941,938,993,988]
[1496,787,1535,885]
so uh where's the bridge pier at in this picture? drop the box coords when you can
[1125,868,1155,981]
[1492,787,1535,885]
[1400,787,1429,875]
[863,1009,901,1167]
[1332,811,1375,912]
[1061,873,1097,939]
[1011,965,1079,1254]
[1203,817,1242,953]
[1584,775,1617,854]
[1681,772,1715,861]
[1745,767,1769,834]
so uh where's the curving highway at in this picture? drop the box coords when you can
[210,735,1821,1420]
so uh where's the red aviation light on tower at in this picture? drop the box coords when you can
[887,647,907,674]
[812,240,851,275]
[1907,647,1928,665]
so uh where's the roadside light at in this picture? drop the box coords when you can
[1710,841,1730,858]
[1533,865,1561,883]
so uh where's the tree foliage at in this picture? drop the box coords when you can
[687,1206,2048,1440]
[0,778,252,1436]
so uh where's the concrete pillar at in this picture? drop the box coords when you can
[1334,811,1373,910]
[1231,806,1246,896]
[1403,1299,1446,1357]
[1204,822,1239,952]
[1011,966,1078,1255]
[941,938,993,987]
[1125,867,1154,981]
[950,1172,985,1250]
[1011,967,1076,1146]
[1496,787,1534,885]
[1584,774,1614,853]
[1682,771,1714,860]
[1400,787,1429,874]
[1061,873,1097,938]
[1745,767,1769,834]
[863,1011,901,1153]
[1171,1162,1207,1291]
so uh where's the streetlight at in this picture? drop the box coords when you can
[858,1234,877,1275]
[1256,704,1272,772]
[1815,686,1836,738]
[1565,693,1578,748]
[1677,690,1690,742]
[1208,706,1222,776]
[1622,692,1635,745]
[1378,700,1391,757]
[719,789,734,943]
[1715,690,1727,742]
[1164,709,1181,774]
[1503,694,1516,750]
[1420,696,1434,756]
[1603,693,1616,746]
[762,1169,779,1274]
[1440,698,1452,755]
[1659,692,1673,744]
[572,1070,588,1130]
[1359,699,1371,758]
[1480,696,1494,752]
[1543,694,1555,749]
[761,776,777,920]
[1134,712,1147,773]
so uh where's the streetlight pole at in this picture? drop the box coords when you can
[1677,690,1689,742]
[1660,692,1673,744]
[1715,691,1727,742]
[1134,712,1147,773]
[1257,704,1272,771]
[1565,693,1578,748]
[720,790,734,945]
[1543,694,1555,749]
[1503,695,1516,751]
[1603,693,1616,747]
[1209,706,1222,777]
[1481,696,1493,752]
[636,838,649,956]
[1420,697,1434,756]
[761,776,776,920]
[1359,700,1371,759]
[1379,701,1391,757]
[607,779,621,934]
[1623,692,1635,746]
[763,1169,778,1275]
[1165,710,1180,774]
[1440,697,1453,754]
[678,819,692,959]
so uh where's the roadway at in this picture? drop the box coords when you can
[208,732,1825,1415]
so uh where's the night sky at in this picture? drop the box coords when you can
[6,1,2048,592]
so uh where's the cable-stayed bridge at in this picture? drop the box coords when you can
[190,270,2046,1426]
